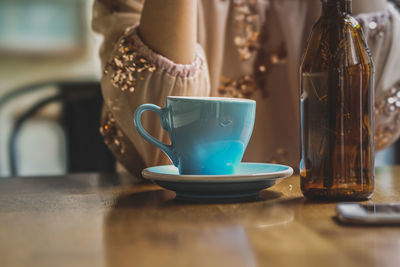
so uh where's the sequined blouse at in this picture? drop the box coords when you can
[92,0,400,176]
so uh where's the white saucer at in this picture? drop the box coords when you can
[142,163,293,201]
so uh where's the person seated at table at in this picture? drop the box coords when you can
[92,0,400,176]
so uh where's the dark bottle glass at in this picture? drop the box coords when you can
[300,0,375,200]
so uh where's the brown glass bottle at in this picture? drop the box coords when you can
[300,0,375,200]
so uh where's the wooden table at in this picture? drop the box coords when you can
[1,167,400,267]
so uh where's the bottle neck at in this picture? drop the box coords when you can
[322,0,352,16]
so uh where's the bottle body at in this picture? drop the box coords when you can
[300,0,375,200]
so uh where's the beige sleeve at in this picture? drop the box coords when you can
[357,3,400,150]
[92,0,144,68]
[93,1,211,173]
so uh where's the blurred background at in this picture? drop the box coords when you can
[0,0,116,177]
[0,0,395,177]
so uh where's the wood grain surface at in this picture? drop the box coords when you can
[1,167,400,267]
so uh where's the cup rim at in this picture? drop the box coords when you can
[167,96,255,103]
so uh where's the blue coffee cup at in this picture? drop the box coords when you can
[134,96,256,175]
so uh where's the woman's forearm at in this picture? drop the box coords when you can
[352,0,388,14]
[139,0,197,64]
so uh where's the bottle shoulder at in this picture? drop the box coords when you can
[300,15,373,72]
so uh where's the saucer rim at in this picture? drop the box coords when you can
[142,162,294,183]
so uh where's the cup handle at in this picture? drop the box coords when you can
[134,104,178,166]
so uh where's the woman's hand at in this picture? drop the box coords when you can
[139,0,197,64]
[352,0,388,14]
